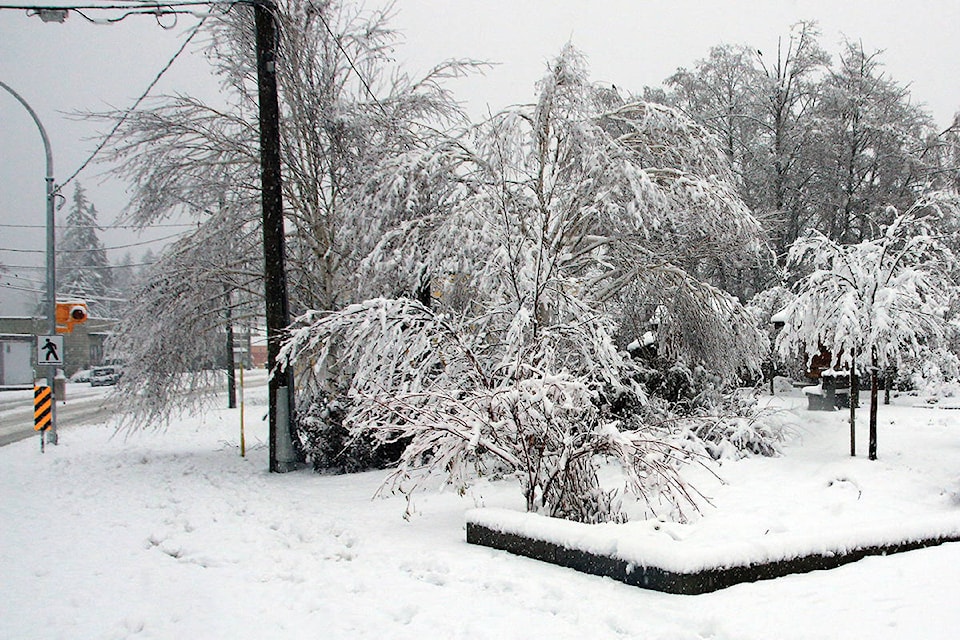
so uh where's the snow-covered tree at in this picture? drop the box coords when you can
[108,206,262,424]
[59,183,111,314]
[938,111,960,193]
[809,41,939,244]
[284,47,768,523]
[777,194,959,459]
[754,22,830,257]
[99,0,476,421]
[99,0,478,311]
[108,252,138,304]
[667,22,829,267]
[667,44,767,199]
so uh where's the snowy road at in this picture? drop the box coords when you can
[0,383,116,447]
[0,370,269,447]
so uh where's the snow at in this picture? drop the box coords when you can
[3,387,960,638]
[770,308,789,324]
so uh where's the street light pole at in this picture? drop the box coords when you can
[0,80,58,444]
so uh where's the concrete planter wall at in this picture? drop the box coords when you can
[466,518,960,595]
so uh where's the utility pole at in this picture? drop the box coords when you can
[0,80,58,445]
[254,0,297,472]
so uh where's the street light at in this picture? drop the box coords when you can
[0,79,59,444]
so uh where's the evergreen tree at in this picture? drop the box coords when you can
[109,252,136,299]
[59,183,111,314]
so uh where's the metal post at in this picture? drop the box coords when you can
[45,168,57,445]
[254,1,296,472]
[0,81,57,444]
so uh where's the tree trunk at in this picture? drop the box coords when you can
[884,367,891,405]
[225,289,237,410]
[869,356,879,461]
[416,267,432,309]
[849,350,856,457]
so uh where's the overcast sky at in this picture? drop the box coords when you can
[1,0,958,313]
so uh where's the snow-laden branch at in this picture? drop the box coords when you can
[281,297,703,523]
[777,195,959,372]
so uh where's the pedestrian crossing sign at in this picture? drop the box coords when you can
[37,335,64,367]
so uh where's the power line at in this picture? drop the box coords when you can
[312,4,390,120]
[0,222,197,229]
[0,2,235,9]
[0,282,43,294]
[54,9,211,192]
[0,1,242,18]
[2,272,47,285]
[0,230,187,254]
[0,281,132,303]
[1,260,157,270]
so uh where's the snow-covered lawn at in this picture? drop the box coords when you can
[3,388,960,639]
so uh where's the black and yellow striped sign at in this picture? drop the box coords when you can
[34,385,52,432]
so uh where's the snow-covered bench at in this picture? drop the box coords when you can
[803,372,850,411]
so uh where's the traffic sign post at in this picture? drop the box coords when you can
[34,384,52,452]
[35,335,62,451]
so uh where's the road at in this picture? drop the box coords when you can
[0,370,269,447]
[0,383,115,447]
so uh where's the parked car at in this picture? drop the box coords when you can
[69,369,92,383]
[89,366,122,387]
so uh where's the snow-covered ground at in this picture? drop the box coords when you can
[3,386,960,639]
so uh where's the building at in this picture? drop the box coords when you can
[0,315,116,386]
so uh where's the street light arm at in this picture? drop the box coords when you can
[0,79,53,180]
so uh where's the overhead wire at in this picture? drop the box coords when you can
[54,7,214,193]
[0,2,241,14]
[1,5,254,310]
[311,3,390,120]
[0,260,158,270]
[0,282,45,294]
[2,273,47,287]
[0,222,197,229]
[0,281,134,303]
[0,230,189,254]
[3,0,453,273]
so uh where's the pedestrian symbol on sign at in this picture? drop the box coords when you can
[43,338,59,362]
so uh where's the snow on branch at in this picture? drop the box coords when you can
[281,297,704,523]
[777,195,959,371]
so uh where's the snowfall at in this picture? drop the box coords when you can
[3,376,960,640]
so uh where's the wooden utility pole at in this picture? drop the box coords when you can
[255,0,297,472]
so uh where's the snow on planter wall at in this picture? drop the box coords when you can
[465,508,960,595]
